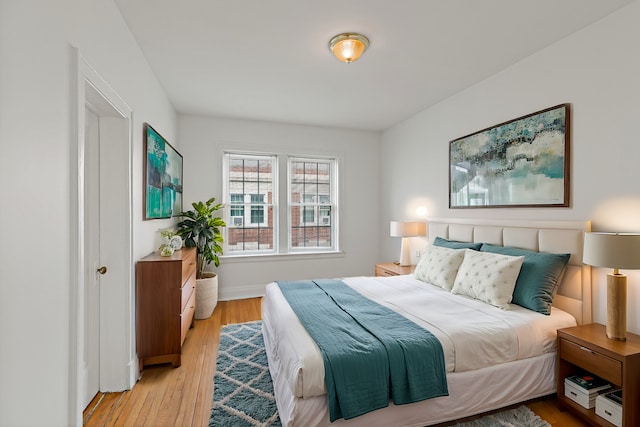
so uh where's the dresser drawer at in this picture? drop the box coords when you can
[180,290,196,345]
[181,249,196,284]
[560,338,622,385]
[181,271,196,310]
[375,266,396,276]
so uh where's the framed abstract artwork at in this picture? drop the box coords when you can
[449,104,570,208]
[144,124,183,219]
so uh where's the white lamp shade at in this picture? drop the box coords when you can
[390,221,427,237]
[583,232,640,270]
[390,221,427,266]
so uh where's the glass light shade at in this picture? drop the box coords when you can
[583,232,640,270]
[329,33,369,63]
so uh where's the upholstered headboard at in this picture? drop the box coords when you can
[427,218,592,325]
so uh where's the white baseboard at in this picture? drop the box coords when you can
[128,357,139,388]
[219,283,266,301]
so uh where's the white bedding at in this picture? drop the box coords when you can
[262,274,577,400]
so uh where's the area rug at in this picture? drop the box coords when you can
[209,321,550,427]
[452,405,550,427]
[210,321,281,426]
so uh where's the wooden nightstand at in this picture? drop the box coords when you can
[374,263,416,277]
[557,323,640,427]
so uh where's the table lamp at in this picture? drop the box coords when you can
[390,221,427,266]
[583,232,640,340]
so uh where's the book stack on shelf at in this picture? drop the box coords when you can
[596,389,622,427]
[564,374,612,409]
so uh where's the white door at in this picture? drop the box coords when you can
[82,106,101,409]
[70,54,135,426]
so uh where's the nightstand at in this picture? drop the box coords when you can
[557,323,640,427]
[374,262,416,277]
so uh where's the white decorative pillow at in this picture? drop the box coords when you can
[451,249,524,309]
[414,245,466,290]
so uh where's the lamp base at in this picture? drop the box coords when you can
[398,237,411,267]
[606,273,627,341]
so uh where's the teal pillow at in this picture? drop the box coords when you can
[433,236,482,251]
[480,243,570,315]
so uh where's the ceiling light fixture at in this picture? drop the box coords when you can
[328,33,369,63]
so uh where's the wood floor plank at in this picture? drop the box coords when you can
[113,369,159,427]
[101,391,131,427]
[192,311,220,426]
[84,392,124,426]
[84,297,586,426]
[107,389,140,427]
[175,328,208,426]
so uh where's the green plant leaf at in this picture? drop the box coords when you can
[175,196,226,277]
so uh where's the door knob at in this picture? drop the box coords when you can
[97,266,107,275]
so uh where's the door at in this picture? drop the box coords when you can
[71,53,135,425]
[82,106,101,409]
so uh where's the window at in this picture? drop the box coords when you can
[249,194,265,224]
[289,158,336,251]
[302,206,315,224]
[223,152,337,255]
[223,154,276,253]
[230,194,244,224]
[300,194,315,224]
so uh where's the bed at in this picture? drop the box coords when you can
[262,218,592,427]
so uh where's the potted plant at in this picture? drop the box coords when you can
[176,197,226,319]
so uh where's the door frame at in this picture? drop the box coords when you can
[69,47,135,426]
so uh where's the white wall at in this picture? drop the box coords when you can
[178,115,381,299]
[381,1,640,334]
[0,1,176,425]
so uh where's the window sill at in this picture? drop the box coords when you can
[220,251,345,263]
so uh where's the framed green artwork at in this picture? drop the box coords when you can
[449,104,570,208]
[144,124,183,219]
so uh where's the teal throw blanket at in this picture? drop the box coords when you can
[277,279,448,421]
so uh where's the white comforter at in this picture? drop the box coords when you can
[262,274,576,399]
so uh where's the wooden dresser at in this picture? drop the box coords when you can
[136,247,196,370]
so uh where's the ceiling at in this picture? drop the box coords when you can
[115,0,633,132]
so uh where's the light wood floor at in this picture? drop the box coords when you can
[84,298,587,426]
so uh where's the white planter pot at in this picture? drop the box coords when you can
[195,273,218,319]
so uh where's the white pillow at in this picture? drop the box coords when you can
[414,245,466,290]
[451,249,524,309]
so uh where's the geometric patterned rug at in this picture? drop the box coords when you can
[209,321,281,427]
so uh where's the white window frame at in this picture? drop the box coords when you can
[287,156,338,253]
[222,153,278,255]
[222,151,339,257]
